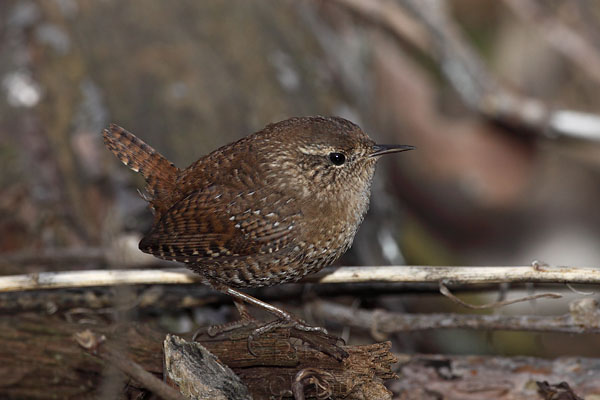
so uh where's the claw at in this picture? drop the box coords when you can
[194,318,258,341]
[292,323,328,335]
[246,317,330,356]
[246,319,291,356]
[198,281,346,359]
[247,329,261,356]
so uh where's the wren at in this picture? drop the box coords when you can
[103,116,413,341]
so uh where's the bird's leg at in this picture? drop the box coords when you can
[200,299,258,339]
[193,289,258,340]
[195,280,346,359]
[210,283,340,354]
[220,284,324,328]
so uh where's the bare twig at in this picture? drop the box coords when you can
[566,282,594,296]
[310,265,600,284]
[310,298,600,335]
[75,329,188,400]
[2,265,600,292]
[0,282,563,315]
[0,268,201,291]
[438,281,561,310]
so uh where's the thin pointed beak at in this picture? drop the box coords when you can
[370,144,415,157]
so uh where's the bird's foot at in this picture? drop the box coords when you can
[193,316,259,341]
[247,317,347,361]
[250,317,327,339]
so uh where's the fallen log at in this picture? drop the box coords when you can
[0,314,396,399]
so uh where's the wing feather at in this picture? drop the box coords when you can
[139,186,298,262]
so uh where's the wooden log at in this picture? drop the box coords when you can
[163,334,252,400]
[394,353,599,399]
[0,314,396,399]
[2,313,600,398]
[75,329,187,400]
[193,323,397,399]
[0,314,164,399]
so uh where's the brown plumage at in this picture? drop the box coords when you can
[103,124,179,220]
[103,117,413,339]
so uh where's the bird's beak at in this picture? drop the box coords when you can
[370,144,415,157]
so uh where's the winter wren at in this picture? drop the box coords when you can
[103,117,413,333]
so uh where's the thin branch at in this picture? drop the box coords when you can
[566,282,594,295]
[0,282,563,315]
[0,268,201,291]
[311,265,600,284]
[310,298,600,335]
[438,281,562,309]
[1,265,600,292]
[75,329,188,400]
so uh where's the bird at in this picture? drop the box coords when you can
[103,116,413,346]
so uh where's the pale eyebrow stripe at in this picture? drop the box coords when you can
[297,145,331,155]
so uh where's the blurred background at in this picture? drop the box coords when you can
[2,0,600,391]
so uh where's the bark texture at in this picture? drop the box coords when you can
[0,314,396,399]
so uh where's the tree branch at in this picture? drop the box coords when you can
[438,281,561,309]
[309,298,600,336]
[1,265,599,292]
[0,314,396,399]
[75,329,188,400]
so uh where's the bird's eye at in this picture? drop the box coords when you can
[329,152,346,166]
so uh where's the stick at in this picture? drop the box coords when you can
[0,313,395,399]
[310,298,600,335]
[1,265,600,292]
[0,268,201,291]
[438,281,562,309]
[0,282,554,315]
[75,329,188,400]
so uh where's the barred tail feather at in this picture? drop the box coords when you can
[103,124,179,218]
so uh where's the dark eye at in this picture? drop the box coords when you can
[329,152,346,166]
